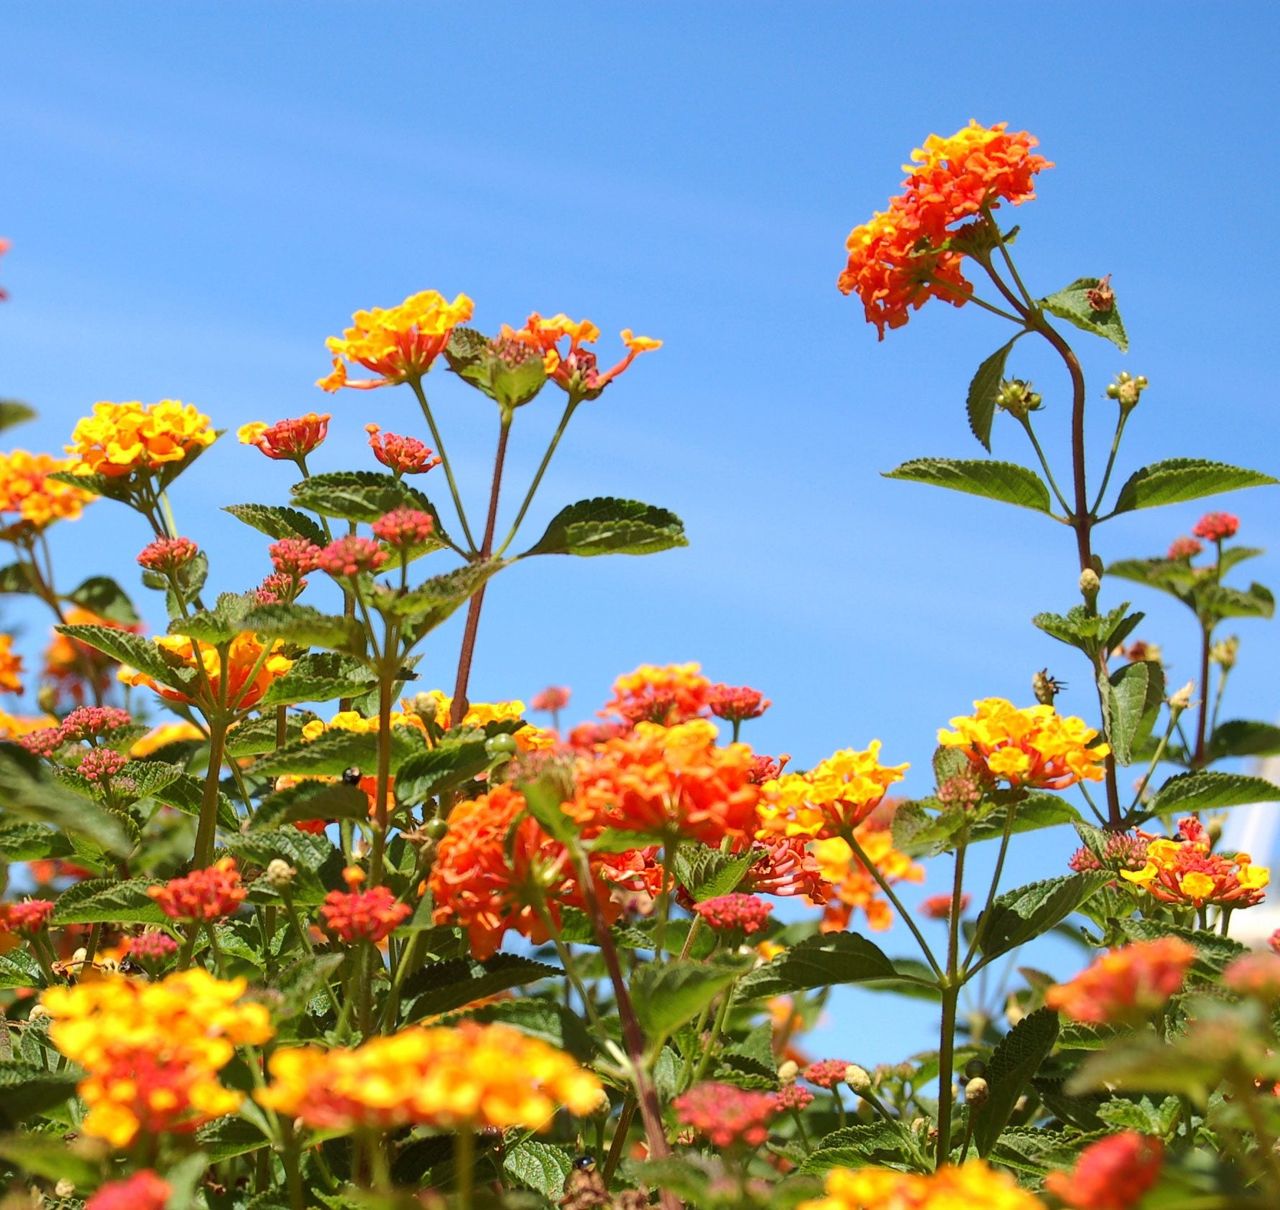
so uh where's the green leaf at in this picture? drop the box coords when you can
[503,1140,572,1198]
[0,562,35,593]
[291,470,440,525]
[631,956,751,1039]
[0,1132,102,1186]
[239,603,362,650]
[1095,1095,1182,1137]
[1105,660,1164,766]
[65,575,140,624]
[394,740,490,804]
[51,877,167,925]
[977,874,1109,962]
[224,502,327,547]
[892,796,1082,859]
[523,497,689,557]
[0,1062,81,1127]
[971,1007,1059,1156]
[1032,602,1142,658]
[250,726,425,779]
[799,1120,922,1174]
[196,1115,272,1162]
[1147,770,1280,819]
[453,997,597,1062]
[514,770,579,845]
[402,954,558,1020]
[249,780,370,830]
[1111,458,1276,514]
[55,624,195,693]
[673,844,756,901]
[0,820,72,862]
[1105,557,1197,599]
[1209,720,1280,760]
[0,744,133,855]
[1040,277,1129,351]
[1198,582,1275,621]
[223,827,336,873]
[0,949,43,989]
[966,338,1019,452]
[256,652,378,708]
[446,328,549,412]
[225,713,314,758]
[737,932,918,1000]
[0,399,37,432]
[883,458,1053,514]
[386,560,507,630]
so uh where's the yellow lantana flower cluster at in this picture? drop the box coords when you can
[800,1160,1045,1210]
[0,449,94,528]
[42,970,273,1148]
[318,290,475,391]
[411,691,555,751]
[936,697,1108,791]
[257,1021,601,1132]
[66,400,216,479]
[756,742,909,840]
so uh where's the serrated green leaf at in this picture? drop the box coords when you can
[884,458,1053,513]
[514,770,578,845]
[0,820,72,862]
[196,1115,272,1162]
[799,1120,922,1174]
[966,338,1019,452]
[446,328,549,413]
[977,874,1108,962]
[972,1007,1059,1156]
[1095,1095,1182,1137]
[631,956,751,1039]
[51,877,167,925]
[249,725,425,779]
[0,744,133,854]
[0,400,37,432]
[395,740,490,803]
[56,625,195,694]
[1147,770,1280,819]
[1209,719,1280,760]
[503,1139,572,1198]
[0,1132,102,1185]
[224,503,327,547]
[1040,277,1128,351]
[523,497,688,557]
[291,470,440,525]
[1111,458,1276,514]
[737,932,918,1000]
[0,949,43,989]
[1105,660,1164,766]
[387,560,507,632]
[65,575,140,624]
[451,997,597,1061]
[223,827,335,874]
[1112,919,1246,980]
[402,954,558,1020]
[239,603,362,650]
[256,652,377,708]
[672,844,756,901]
[225,713,314,757]
[249,780,370,830]
[0,1062,81,1127]
[1198,582,1275,621]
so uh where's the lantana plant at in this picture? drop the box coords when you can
[0,120,1278,1210]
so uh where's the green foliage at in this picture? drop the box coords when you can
[971,1007,1059,1156]
[394,739,491,803]
[976,874,1109,962]
[401,954,559,1020]
[446,327,548,413]
[1039,277,1129,351]
[257,652,378,708]
[239,603,363,651]
[0,1064,81,1128]
[65,574,140,624]
[502,1139,572,1198]
[631,956,751,1039]
[0,743,134,854]
[672,844,756,901]
[248,780,370,830]
[523,497,689,557]
[50,877,167,925]
[1209,719,1280,760]
[0,399,37,432]
[1144,769,1280,820]
[250,725,425,779]
[883,457,1053,513]
[291,470,444,530]
[799,1120,923,1174]
[739,932,928,1000]
[965,338,1020,452]
[224,502,328,547]
[1110,458,1275,514]
[1103,659,1164,765]
[1032,601,1142,658]
[57,623,195,693]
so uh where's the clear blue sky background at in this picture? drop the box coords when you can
[4,5,1279,1064]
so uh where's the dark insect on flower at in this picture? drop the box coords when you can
[342,767,362,786]
[1032,668,1065,705]
[572,1155,596,1173]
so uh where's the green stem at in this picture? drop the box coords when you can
[455,1126,476,1210]
[1130,706,1184,816]
[935,839,967,1169]
[1018,416,1073,516]
[963,804,1017,973]
[369,646,397,887]
[1089,412,1130,517]
[495,397,579,556]
[843,829,942,978]
[193,719,229,868]
[409,377,478,553]
[602,1097,637,1186]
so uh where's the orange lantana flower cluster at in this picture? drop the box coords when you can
[1045,936,1197,1026]
[118,632,293,712]
[838,121,1051,338]
[1119,817,1269,910]
[257,1021,601,1132]
[499,313,660,400]
[148,856,247,921]
[1044,1131,1164,1210]
[0,449,94,530]
[42,970,273,1147]
[319,290,474,391]
[0,634,22,694]
[237,412,331,461]
[66,400,216,479]
[937,698,1108,791]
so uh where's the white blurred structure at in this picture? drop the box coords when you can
[1222,754,1280,948]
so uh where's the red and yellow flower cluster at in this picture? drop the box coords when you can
[66,400,216,479]
[148,856,247,920]
[1044,1131,1164,1210]
[1119,817,1269,910]
[800,1160,1046,1210]
[257,1021,600,1131]
[499,312,660,399]
[42,970,273,1147]
[119,632,294,712]
[237,412,331,461]
[838,121,1051,338]
[1046,936,1197,1026]
[937,698,1108,791]
[756,743,909,839]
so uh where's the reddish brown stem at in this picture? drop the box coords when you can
[450,418,511,728]
[1193,625,1212,768]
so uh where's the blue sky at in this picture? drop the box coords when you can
[4,5,1279,1061]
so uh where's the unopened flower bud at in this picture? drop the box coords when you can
[28,1004,50,1022]
[37,685,58,714]
[1106,370,1148,414]
[964,1076,989,1108]
[54,1179,75,1198]
[844,1064,872,1093]
[1079,568,1101,599]
[1169,681,1195,711]
[1206,816,1225,846]
[777,1059,799,1084]
[996,379,1042,420]
[266,859,296,889]
[1210,635,1239,670]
